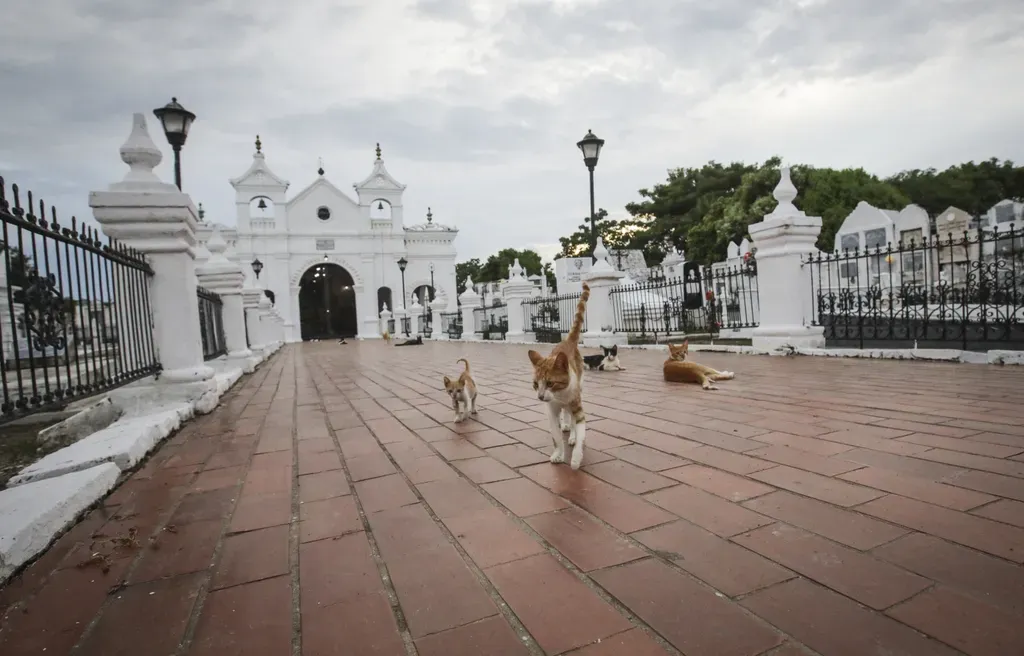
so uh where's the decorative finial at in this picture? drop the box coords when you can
[198,202,205,220]
[317,157,324,176]
[426,207,433,223]
[766,166,804,220]
[375,143,382,160]
[255,134,262,153]
[207,226,228,256]
[118,113,163,186]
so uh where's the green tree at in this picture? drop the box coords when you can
[557,208,650,259]
[456,249,556,293]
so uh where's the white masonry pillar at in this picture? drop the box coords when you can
[581,238,627,347]
[459,276,481,341]
[502,259,536,343]
[90,113,214,384]
[749,166,825,350]
[196,226,256,369]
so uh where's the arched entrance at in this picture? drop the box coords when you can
[298,263,357,340]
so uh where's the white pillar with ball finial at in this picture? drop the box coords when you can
[748,166,825,350]
[89,113,214,384]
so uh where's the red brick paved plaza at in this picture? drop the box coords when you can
[3,341,1024,655]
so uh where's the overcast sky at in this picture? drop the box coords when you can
[2,0,1022,262]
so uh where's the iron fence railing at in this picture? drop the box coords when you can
[440,311,462,339]
[421,303,432,337]
[805,227,1024,350]
[522,292,585,343]
[707,264,760,330]
[197,286,227,360]
[473,303,508,340]
[0,177,159,424]
[609,270,717,341]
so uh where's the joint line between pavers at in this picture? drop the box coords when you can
[172,355,280,656]
[287,354,303,656]
[315,375,420,656]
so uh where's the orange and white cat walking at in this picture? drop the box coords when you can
[663,340,735,390]
[527,282,591,469]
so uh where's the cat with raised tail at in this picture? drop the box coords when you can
[663,340,735,390]
[527,282,591,469]
[443,358,478,423]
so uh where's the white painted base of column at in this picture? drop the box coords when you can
[751,325,825,351]
[582,331,628,348]
[159,365,216,384]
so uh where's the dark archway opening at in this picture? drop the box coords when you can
[412,284,435,306]
[298,263,357,340]
[377,286,393,312]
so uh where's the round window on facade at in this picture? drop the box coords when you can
[317,206,331,221]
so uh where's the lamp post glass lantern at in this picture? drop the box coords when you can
[153,97,196,191]
[397,257,409,335]
[576,129,605,263]
[251,257,263,280]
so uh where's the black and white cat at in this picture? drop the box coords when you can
[583,345,625,371]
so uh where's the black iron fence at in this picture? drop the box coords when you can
[421,303,432,337]
[805,227,1024,350]
[440,311,462,339]
[473,303,508,340]
[609,270,718,342]
[197,286,227,360]
[707,264,760,330]
[522,292,585,343]
[0,177,159,424]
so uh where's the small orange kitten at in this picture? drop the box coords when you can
[443,358,478,423]
[663,340,735,390]
[527,282,590,469]
[382,330,392,345]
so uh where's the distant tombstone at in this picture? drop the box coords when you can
[682,262,704,309]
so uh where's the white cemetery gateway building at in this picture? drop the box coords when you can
[229,139,458,342]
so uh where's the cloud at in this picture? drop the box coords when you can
[0,0,1021,263]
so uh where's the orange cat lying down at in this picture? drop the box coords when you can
[663,340,735,390]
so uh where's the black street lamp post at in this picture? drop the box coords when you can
[251,257,264,280]
[153,98,197,191]
[576,129,605,263]
[397,257,409,336]
[429,262,435,302]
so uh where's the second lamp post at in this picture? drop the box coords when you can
[576,129,605,263]
[397,257,409,336]
[153,97,197,191]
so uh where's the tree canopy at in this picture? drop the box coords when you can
[555,157,1024,266]
[455,248,555,294]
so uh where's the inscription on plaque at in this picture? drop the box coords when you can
[315,239,335,251]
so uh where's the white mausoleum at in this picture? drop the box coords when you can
[230,138,458,342]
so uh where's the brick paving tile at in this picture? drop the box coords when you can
[212,524,290,590]
[482,477,571,516]
[7,343,1024,655]
[487,553,633,654]
[732,524,930,609]
[583,459,677,493]
[886,585,1024,655]
[568,628,673,655]
[593,558,783,656]
[415,616,530,656]
[188,575,293,656]
[740,578,960,656]
[971,498,1024,527]
[444,506,546,568]
[839,466,996,511]
[858,494,1024,562]
[299,495,362,542]
[872,533,1024,616]
[750,465,885,507]
[76,572,204,656]
[632,520,794,597]
[527,506,647,571]
[644,483,774,537]
[663,463,775,501]
[298,469,351,502]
